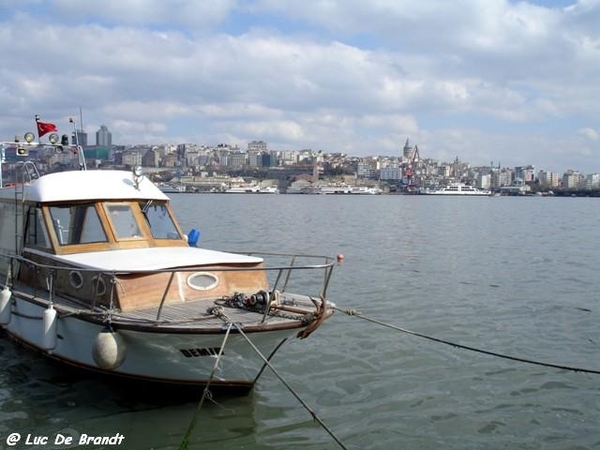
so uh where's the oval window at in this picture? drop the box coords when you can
[187,272,219,291]
[68,271,84,289]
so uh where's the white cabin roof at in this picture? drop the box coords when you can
[0,170,169,203]
[50,247,263,271]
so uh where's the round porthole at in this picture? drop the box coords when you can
[187,272,219,291]
[91,275,107,296]
[68,271,84,289]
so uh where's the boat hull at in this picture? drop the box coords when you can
[2,295,301,388]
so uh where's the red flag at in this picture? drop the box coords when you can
[36,121,58,137]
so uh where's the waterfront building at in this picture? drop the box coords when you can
[185,150,200,167]
[248,140,267,152]
[121,149,143,167]
[83,145,110,161]
[280,150,299,165]
[562,170,583,189]
[261,152,278,168]
[380,167,401,181]
[72,129,87,147]
[538,170,560,188]
[449,158,470,179]
[357,159,379,179]
[491,168,513,189]
[247,151,261,167]
[162,153,178,168]
[476,173,492,190]
[515,165,536,183]
[48,149,77,168]
[225,151,247,168]
[584,173,600,189]
[438,164,451,178]
[141,148,158,167]
[96,125,112,147]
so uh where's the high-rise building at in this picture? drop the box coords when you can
[562,170,583,189]
[72,129,88,147]
[514,165,536,183]
[538,170,560,188]
[96,125,112,147]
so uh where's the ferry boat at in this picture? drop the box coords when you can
[258,186,280,194]
[424,182,490,196]
[224,184,261,193]
[0,130,335,391]
[315,184,353,195]
[157,183,186,194]
[351,186,383,195]
[224,184,279,194]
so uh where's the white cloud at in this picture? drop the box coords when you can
[579,127,600,140]
[0,0,598,173]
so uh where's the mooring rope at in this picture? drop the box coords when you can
[334,307,600,375]
[179,323,233,450]
[233,323,349,450]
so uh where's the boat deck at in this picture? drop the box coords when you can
[112,298,305,330]
[11,283,313,332]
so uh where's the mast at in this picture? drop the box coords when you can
[70,114,88,171]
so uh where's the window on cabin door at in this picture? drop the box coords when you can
[25,207,51,249]
[49,204,108,245]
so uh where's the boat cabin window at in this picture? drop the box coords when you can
[25,207,51,249]
[49,204,108,245]
[106,204,142,239]
[139,201,181,240]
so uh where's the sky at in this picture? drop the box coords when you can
[0,0,598,174]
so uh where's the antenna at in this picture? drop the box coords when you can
[69,116,87,171]
[0,145,5,188]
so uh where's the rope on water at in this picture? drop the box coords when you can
[335,307,600,375]
[179,323,233,450]
[233,323,349,450]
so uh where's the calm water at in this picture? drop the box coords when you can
[1,194,599,449]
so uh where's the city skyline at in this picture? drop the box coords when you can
[0,1,598,174]
[54,125,598,178]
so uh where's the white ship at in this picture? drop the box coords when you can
[424,183,490,196]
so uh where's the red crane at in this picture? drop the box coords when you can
[403,144,420,189]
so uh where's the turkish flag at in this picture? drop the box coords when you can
[37,121,58,137]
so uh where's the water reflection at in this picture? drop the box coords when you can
[0,334,266,449]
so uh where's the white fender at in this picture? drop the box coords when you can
[0,287,12,325]
[92,329,126,370]
[42,305,58,350]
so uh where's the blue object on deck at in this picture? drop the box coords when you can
[187,228,200,247]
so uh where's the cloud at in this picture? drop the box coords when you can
[0,0,598,173]
[579,127,600,140]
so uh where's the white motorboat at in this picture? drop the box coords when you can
[424,182,490,196]
[224,184,261,193]
[315,184,353,195]
[157,183,186,194]
[351,186,383,195]
[0,131,335,392]
[259,186,280,194]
